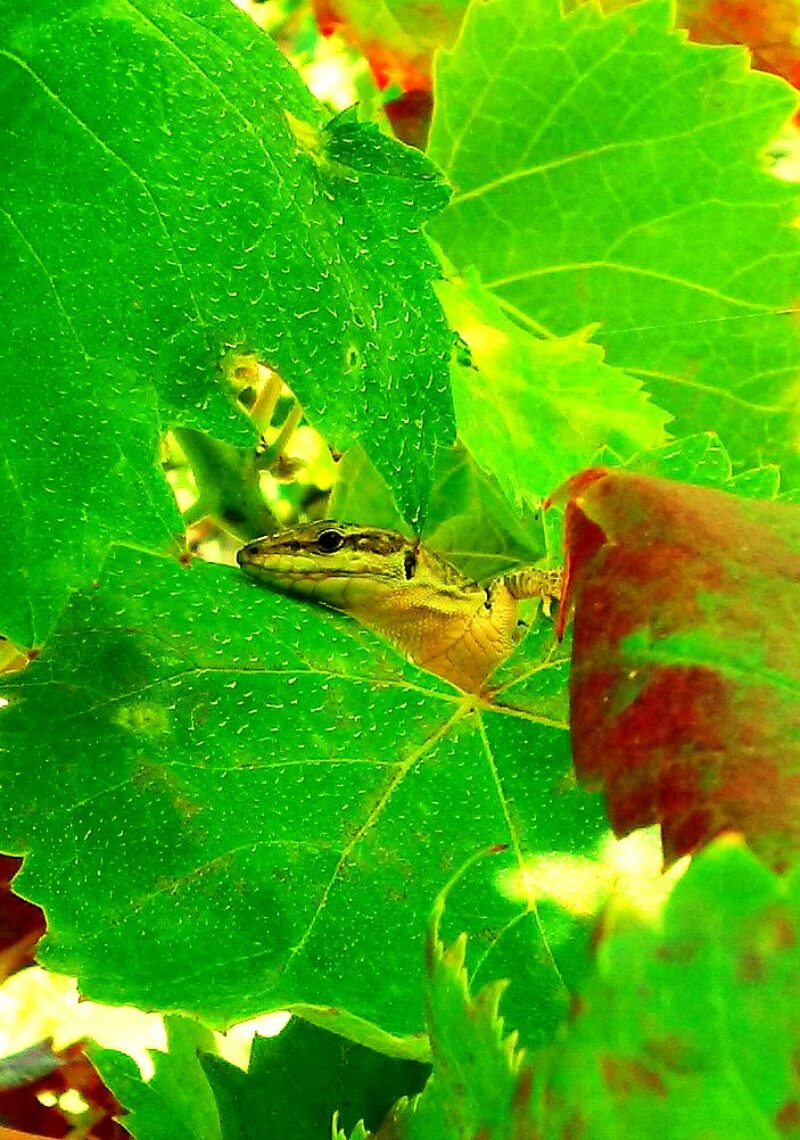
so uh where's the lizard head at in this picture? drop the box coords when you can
[237,521,521,692]
[237,521,449,612]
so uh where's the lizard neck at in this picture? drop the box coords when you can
[353,577,519,694]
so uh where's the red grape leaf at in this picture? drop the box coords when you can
[0,1040,126,1139]
[681,0,800,110]
[0,856,45,983]
[599,0,800,105]
[550,468,800,870]
[311,1,466,145]
[312,0,465,90]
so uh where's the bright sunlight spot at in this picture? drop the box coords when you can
[497,828,690,922]
[0,968,166,1078]
[0,966,290,1078]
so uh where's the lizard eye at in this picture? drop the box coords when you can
[403,550,417,580]
[317,529,344,553]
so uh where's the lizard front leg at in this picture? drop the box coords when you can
[501,566,563,616]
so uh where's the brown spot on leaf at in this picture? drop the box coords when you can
[601,1055,667,1098]
[739,904,798,983]
[776,1099,800,1133]
[512,1064,533,1114]
[738,949,765,983]
[643,1034,695,1074]
[559,1108,588,1139]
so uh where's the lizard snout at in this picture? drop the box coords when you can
[236,541,262,566]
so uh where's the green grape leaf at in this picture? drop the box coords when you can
[438,272,671,507]
[380,842,800,1140]
[630,431,739,486]
[90,1015,221,1140]
[92,1014,429,1140]
[383,902,522,1139]
[328,444,413,534]
[619,431,782,498]
[330,442,548,581]
[421,448,548,580]
[0,547,606,1048]
[428,0,800,483]
[528,842,800,1137]
[2,0,454,645]
[729,464,782,499]
[201,1019,428,1139]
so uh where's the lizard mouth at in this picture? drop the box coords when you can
[236,542,267,566]
[237,545,394,582]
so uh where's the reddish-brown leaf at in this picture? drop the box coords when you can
[0,1041,127,1139]
[680,0,800,112]
[580,0,800,114]
[313,1,433,87]
[0,856,45,983]
[311,1,466,145]
[549,468,800,869]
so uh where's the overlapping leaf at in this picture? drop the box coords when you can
[375,881,523,1140]
[439,273,671,508]
[377,842,800,1139]
[94,1013,428,1140]
[553,466,800,867]
[428,0,800,483]
[203,1019,428,1139]
[313,0,467,86]
[91,1017,220,1140]
[624,431,781,497]
[330,441,551,582]
[529,843,800,1138]
[0,547,605,1046]
[1,0,453,645]
[681,0,800,107]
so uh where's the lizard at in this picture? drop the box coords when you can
[237,521,562,694]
